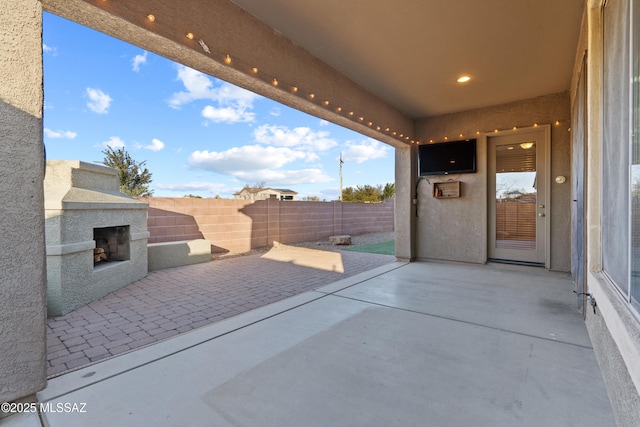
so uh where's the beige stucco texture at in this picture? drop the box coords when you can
[415,92,571,271]
[0,0,47,403]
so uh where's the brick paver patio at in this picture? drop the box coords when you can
[46,244,395,378]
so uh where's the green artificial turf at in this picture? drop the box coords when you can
[342,240,395,255]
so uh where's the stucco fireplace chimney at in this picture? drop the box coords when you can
[44,161,149,316]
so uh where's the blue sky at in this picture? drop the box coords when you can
[42,13,394,200]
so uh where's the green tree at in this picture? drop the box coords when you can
[380,183,395,200]
[342,182,395,202]
[100,147,154,197]
[342,184,380,202]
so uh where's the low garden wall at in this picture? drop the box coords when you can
[140,197,394,254]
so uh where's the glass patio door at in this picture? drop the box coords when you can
[488,129,547,265]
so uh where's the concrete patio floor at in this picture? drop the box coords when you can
[6,261,615,427]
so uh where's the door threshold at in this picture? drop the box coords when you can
[488,258,545,268]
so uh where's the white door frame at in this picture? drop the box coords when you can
[486,125,551,268]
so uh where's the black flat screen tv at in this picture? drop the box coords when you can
[418,139,476,176]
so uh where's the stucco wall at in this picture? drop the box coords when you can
[143,198,394,253]
[394,146,417,261]
[0,0,47,402]
[578,3,640,426]
[414,92,572,271]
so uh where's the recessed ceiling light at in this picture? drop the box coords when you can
[457,75,471,83]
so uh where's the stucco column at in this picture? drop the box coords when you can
[0,0,47,402]
[394,145,416,261]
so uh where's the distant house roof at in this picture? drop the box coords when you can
[234,187,298,195]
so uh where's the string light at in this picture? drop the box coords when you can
[122,9,416,145]
[420,122,565,144]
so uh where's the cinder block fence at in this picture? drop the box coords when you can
[141,197,394,254]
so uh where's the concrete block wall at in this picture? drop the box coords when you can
[342,201,395,236]
[142,197,394,253]
[277,201,336,243]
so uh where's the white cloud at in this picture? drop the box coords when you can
[201,105,255,123]
[189,145,314,174]
[253,125,337,151]
[168,65,259,121]
[43,44,58,55]
[168,66,215,107]
[132,51,147,72]
[144,138,165,152]
[231,168,333,185]
[86,88,112,114]
[102,136,125,149]
[270,107,281,117]
[155,182,229,194]
[342,139,389,164]
[319,120,329,126]
[44,128,77,139]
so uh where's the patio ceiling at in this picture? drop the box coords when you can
[43,0,584,145]
[229,0,585,118]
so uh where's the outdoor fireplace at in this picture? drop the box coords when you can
[44,161,149,316]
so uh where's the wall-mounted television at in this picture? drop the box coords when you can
[418,139,476,176]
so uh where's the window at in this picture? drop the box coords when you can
[602,0,630,294]
[630,0,640,311]
[603,0,640,313]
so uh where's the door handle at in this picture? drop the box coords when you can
[539,213,545,217]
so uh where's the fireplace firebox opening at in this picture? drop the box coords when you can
[94,225,130,266]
